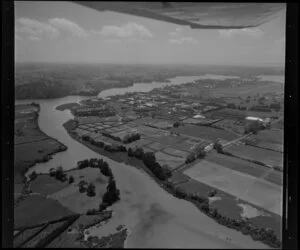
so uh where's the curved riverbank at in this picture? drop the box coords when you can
[65,119,280,248]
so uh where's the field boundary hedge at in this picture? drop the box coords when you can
[34,214,80,248]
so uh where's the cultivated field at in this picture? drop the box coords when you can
[14,194,74,229]
[212,119,245,134]
[155,151,185,170]
[256,130,283,145]
[206,153,282,186]
[206,153,268,178]
[272,119,283,130]
[225,144,283,168]
[171,124,238,141]
[30,174,70,196]
[184,160,282,215]
[14,139,64,183]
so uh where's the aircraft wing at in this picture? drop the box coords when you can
[74,2,285,29]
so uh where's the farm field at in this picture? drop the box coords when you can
[212,119,245,134]
[272,119,284,130]
[14,194,74,229]
[49,168,109,214]
[30,174,70,196]
[176,177,282,238]
[255,130,283,145]
[14,138,65,183]
[13,225,45,248]
[206,153,269,179]
[155,151,185,170]
[262,170,283,186]
[170,124,238,141]
[251,141,283,153]
[47,213,112,248]
[183,160,282,215]
[225,144,283,168]
[206,107,279,120]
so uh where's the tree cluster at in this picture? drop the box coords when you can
[49,166,67,182]
[127,147,172,181]
[122,133,141,144]
[101,132,121,142]
[77,158,113,178]
[213,141,223,153]
[244,121,264,134]
[77,180,96,197]
[99,177,120,211]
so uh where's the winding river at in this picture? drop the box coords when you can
[16,75,269,248]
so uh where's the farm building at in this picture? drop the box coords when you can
[193,114,206,119]
[245,116,264,122]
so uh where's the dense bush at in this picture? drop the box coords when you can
[99,178,120,211]
[86,182,96,197]
[101,132,121,142]
[207,189,217,197]
[127,148,133,157]
[185,153,196,164]
[213,141,223,153]
[82,135,91,142]
[68,175,74,184]
[49,166,67,182]
[104,144,126,153]
[141,151,172,181]
[123,133,141,144]
[77,158,113,178]
[86,208,98,215]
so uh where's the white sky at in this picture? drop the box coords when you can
[15,1,286,66]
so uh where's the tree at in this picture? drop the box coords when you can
[86,182,96,197]
[208,189,217,197]
[173,121,180,128]
[69,175,74,184]
[55,166,66,181]
[78,180,88,193]
[29,171,38,181]
[185,153,196,164]
[128,148,133,157]
[213,141,223,153]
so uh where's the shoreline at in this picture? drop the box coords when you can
[15,104,68,188]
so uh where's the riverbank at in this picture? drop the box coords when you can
[14,104,68,201]
[64,119,281,248]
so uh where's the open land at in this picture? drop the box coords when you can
[224,144,283,168]
[183,160,282,215]
[14,104,67,186]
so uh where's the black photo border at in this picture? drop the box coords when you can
[1,0,299,248]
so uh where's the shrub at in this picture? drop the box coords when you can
[29,171,38,181]
[208,189,217,197]
[78,180,88,193]
[86,209,98,215]
[86,183,96,197]
[185,153,196,164]
[68,176,74,184]
[49,168,56,177]
[127,148,133,157]
[123,133,141,144]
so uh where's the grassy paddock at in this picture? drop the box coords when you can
[171,124,238,141]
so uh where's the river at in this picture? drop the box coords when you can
[16,75,269,248]
[98,75,239,99]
